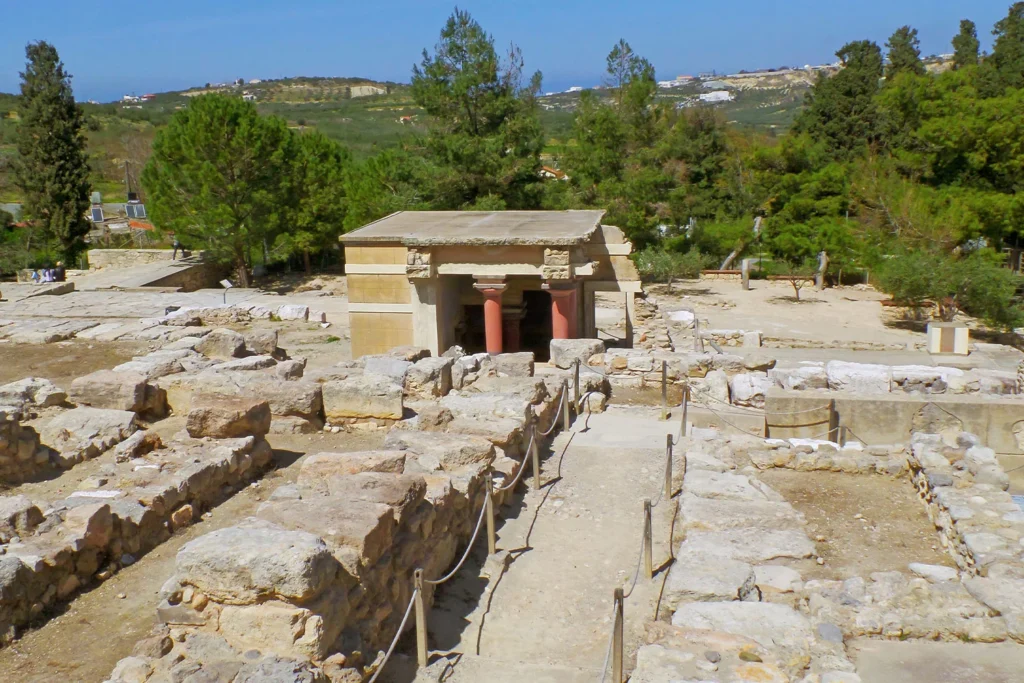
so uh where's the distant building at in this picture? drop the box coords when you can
[566,86,584,93]
[141,94,156,101]
[121,95,140,103]
[540,166,568,181]
[699,91,734,103]
[658,75,696,89]
[242,92,257,101]
[249,78,262,84]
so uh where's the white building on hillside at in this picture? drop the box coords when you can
[699,90,734,103]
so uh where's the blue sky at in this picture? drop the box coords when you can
[0,1,1009,102]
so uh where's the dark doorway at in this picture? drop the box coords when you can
[458,304,486,354]
[521,290,552,361]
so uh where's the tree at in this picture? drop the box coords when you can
[142,94,294,287]
[275,130,351,274]
[411,8,544,209]
[795,41,884,158]
[604,39,657,143]
[13,41,91,263]
[886,26,926,78]
[952,19,981,68]
[990,3,1024,90]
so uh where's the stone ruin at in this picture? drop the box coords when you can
[629,425,1024,682]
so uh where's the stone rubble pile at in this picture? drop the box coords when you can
[103,348,596,683]
[631,426,1024,682]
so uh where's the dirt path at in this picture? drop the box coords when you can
[0,340,151,386]
[411,407,676,681]
[758,469,954,580]
[0,430,384,683]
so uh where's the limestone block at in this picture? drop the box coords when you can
[908,563,958,583]
[63,503,114,549]
[549,339,605,370]
[275,360,306,380]
[693,369,730,405]
[663,553,756,608]
[196,328,246,359]
[255,498,395,569]
[676,493,805,535]
[38,407,137,464]
[0,495,44,540]
[114,430,163,462]
[825,361,891,393]
[405,357,453,398]
[244,329,279,356]
[388,346,432,362]
[364,356,413,381]
[322,374,403,422]
[384,427,497,471]
[185,397,271,439]
[176,522,340,604]
[754,565,803,593]
[325,472,427,519]
[742,331,762,348]
[219,597,344,661]
[729,373,774,408]
[0,377,66,411]
[68,370,149,412]
[684,470,772,502]
[277,304,309,321]
[298,451,408,488]
[481,352,535,377]
[215,355,278,372]
[671,602,814,673]
[678,528,815,564]
[768,363,828,390]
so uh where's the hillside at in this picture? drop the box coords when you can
[0,70,819,204]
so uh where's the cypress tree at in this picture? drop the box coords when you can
[991,3,1024,89]
[13,41,91,262]
[952,19,980,68]
[885,26,926,78]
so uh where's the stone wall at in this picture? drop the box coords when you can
[0,434,273,644]
[0,408,45,484]
[86,249,188,270]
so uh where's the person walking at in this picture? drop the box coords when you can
[55,261,66,282]
[172,238,182,260]
[30,269,40,284]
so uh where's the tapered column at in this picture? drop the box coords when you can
[474,280,505,354]
[545,283,576,340]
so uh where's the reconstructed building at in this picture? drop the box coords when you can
[340,210,642,358]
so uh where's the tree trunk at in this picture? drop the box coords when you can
[720,240,747,270]
[303,249,312,276]
[792,280,801,301]
[236,259,251,288]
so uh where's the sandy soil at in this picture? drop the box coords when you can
[0,340,151,386]
[0,429,385,683]
[757,469,954,580]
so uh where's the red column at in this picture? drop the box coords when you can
[476,283,505,354]
[549,288,574,340]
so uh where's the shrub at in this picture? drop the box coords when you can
[633,248,714,288]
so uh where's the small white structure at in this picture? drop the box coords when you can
[699,91,734,103]
[566,86,584,93]
[927,322,969,355]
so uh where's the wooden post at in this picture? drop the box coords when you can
[531,421,541,490]
[680,383,689,438]
[612,588,624,683]
[573,359,581,412]
[664,434,673,501]
[643,499,653,579]
[562,379,571,430]
[485,473,496,555]
[660,360,668,421]
[414,569,428,668]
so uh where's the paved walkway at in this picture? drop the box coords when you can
[407,406,677,682]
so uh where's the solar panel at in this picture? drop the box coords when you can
[126,205,137,219]
[91,207,104,222]
[135,204,147,218]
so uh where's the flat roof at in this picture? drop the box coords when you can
[340,210,606,247]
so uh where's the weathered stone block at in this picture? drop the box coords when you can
[196,328,246,359]
[185,397,271,439]
[549,339,605,370]
[68,370,148,412]
[322,374,403,422]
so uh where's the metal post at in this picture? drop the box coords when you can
[573,359,581,412]
[414,569,428,668]
[643,499,653,579]
[660,360,668,421]
[531,421,541,490]
[562,379,571,430]
[485,473,497,555]
[612,588,624,683]
[664,434,673,501]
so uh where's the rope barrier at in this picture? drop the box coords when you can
[366,587,419,683]
[495,433,534,493]
[424,494,490,586]
[597,602,617,683]
[539,389,568,437]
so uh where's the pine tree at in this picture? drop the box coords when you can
[885,26,926,78]
[952,19,980,68]
[13,41,91,263]
[990,3,1024,89]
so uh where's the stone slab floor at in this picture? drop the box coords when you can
[852,640,1024,683]
[403,406,677,682]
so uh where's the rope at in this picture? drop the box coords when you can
[539,390,567,437]
[699,402,764,437]
[597,602,617,683]
[495,434,534,493]
[366,587,419,683]
[424,494,490,585]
